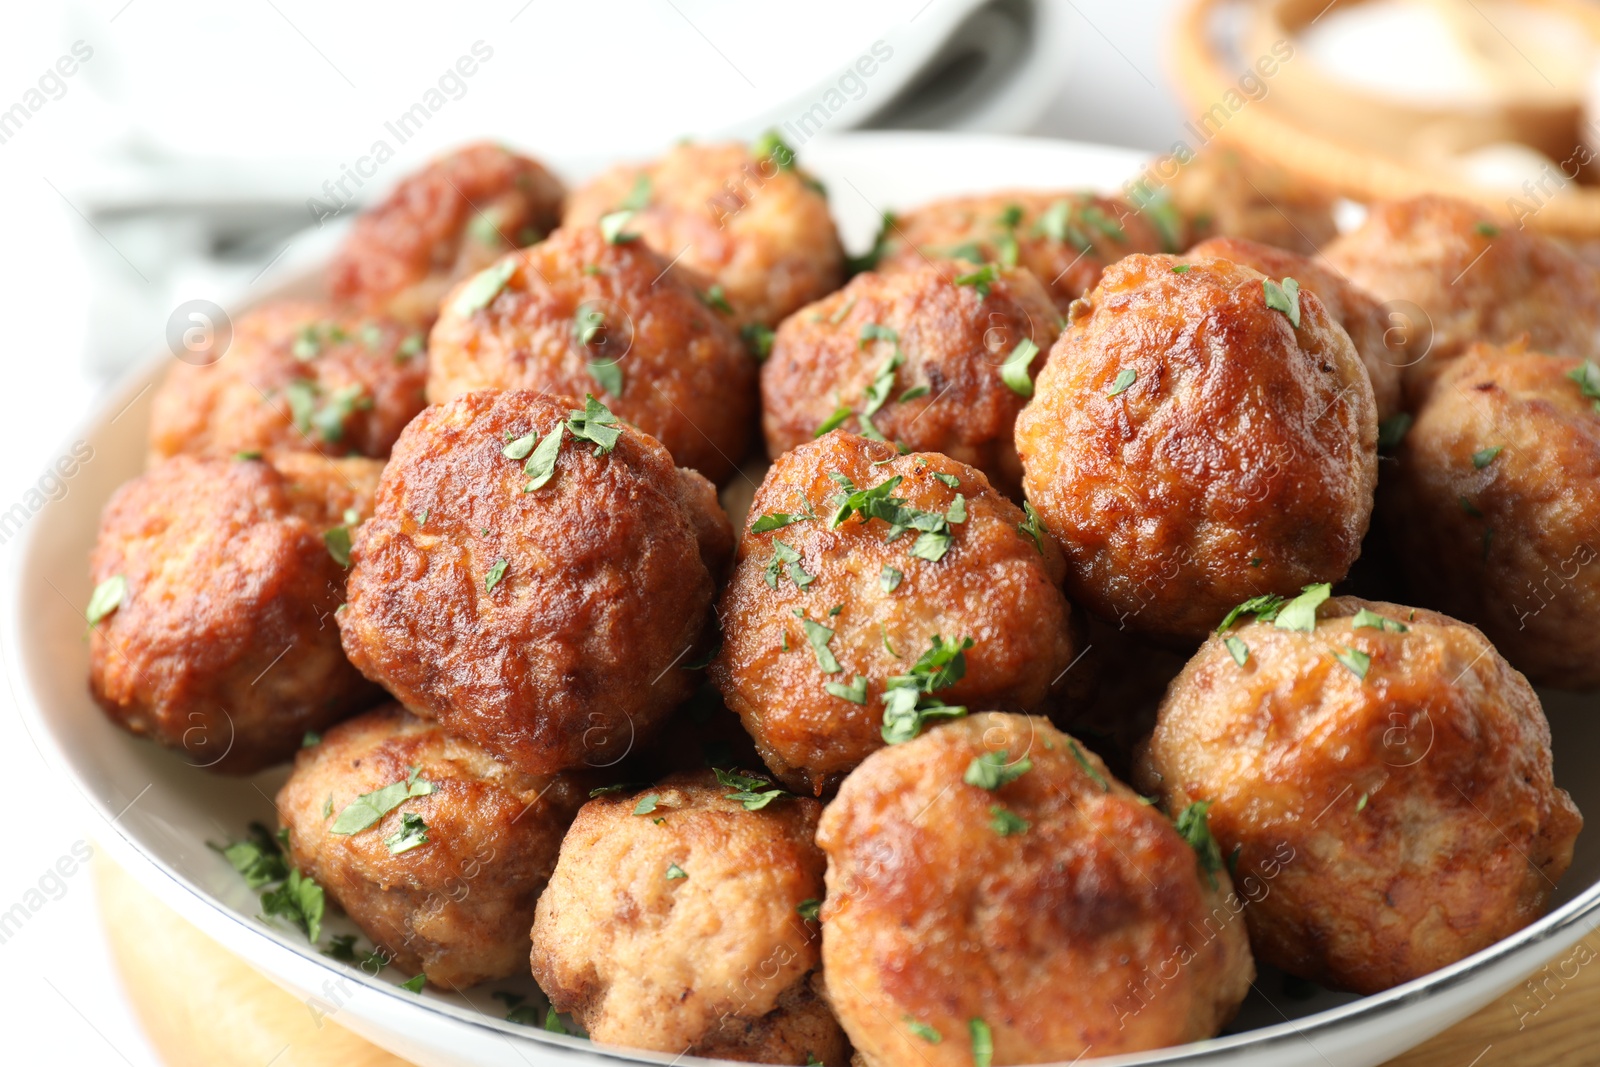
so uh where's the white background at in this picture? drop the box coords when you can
[0,2,1181,1063]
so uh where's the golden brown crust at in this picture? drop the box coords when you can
[878,191,1170,311]
[760,262,1060,496]
[337,389,731,776]
[1387,344,1600,688]
[1015,253,1378,639]
[88,454,383,773]
[1322,195,1600,403]
[564,141,843,328]
[1165,146,1338,255]
[530,772,846,1064]
[818,713,1254,1065]
[328,142,565,326]
[1136,596,1581,994]
[277,704,589,988]
[1186,236,1404,422]
[149,300,428,462]
[426,226,756,483]
[710,432,1079,796]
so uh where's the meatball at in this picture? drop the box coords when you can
[1185,236,1404,422]
[760,261,1060,494]
[877,191,1171,311]
[1164,146,1337,254]
[277,704,588,988]
[426,226,756,483]
[819,713,1254,1066]
[338,389,733,776]
[564,139,842,328]
[1136,596,1582,994]
[1386,344,1600,688]
[1014,253,1377,639]
[328,142,564,327]
[1323,195,1600,402]
[88,452,383,773]
[710,431,1080,795]
[149,300,428,462]
[530,771,847,1064]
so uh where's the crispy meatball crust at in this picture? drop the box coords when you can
[1323,195,1600,401]
[277,704,588,988]
[1186,237,1404,422]
[328,142,565,326]
[426,226,756,483]
[1387,345,1600,688]
[530,772,847,1064]
[1165,146,1338,255]
[149,300,428,462]
[878,191,1171,311]
[338,390,732,776]
[710,431,1080,795]
[1136,597,1582,994]
[564,141,843,328]
[819,713,1254,1066]
[89,453,383,773]
[1015,253,1377,639]
[760,262,1059,494]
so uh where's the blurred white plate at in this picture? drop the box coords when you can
[7,132,1599,1067]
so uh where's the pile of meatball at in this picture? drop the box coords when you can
[85,137,1592,1065]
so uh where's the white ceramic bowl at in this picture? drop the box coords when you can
[7,132,1599,1067]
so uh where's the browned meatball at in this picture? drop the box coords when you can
[1323,195,1600,403]
[149,301,428,462]
[88,452,383,773]
[1136,596,1582,994]
[564,140,842,328]
[878,191,1171,311]
[819,713,1253,1066]
[760,262,1059,495]
[426,226,756,483]
[1164,146,1338,254]
[530,771,846,1064]
[710,431,1080,796]
[338,390,732,776]
[1015,254,1377,639]
[1386,344,1600,688]
[276,704,588,988]
[328,142,565,326]
[1185,236,1404,422]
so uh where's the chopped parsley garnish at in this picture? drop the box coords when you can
[566,394,622,454]
[814,404,852,437]
[1034,198,1091,251]
[1377,413,1413,451]
[633,794,660,816]
[619,172,653,211]
[573,304,606,347]
[1175,800,1224,888]
[701,285,733,314]
[970,1018,994,1067]
[1273,583,1332,633]
[989,805,1029,835]
[714,767,789,810]
[1459,495,1484,518]
[1067,739,1108,792]
[898,384,930,402]
[384,812,430,855]
[398,333,424,359]
[1356,792,1369,812]
[86,574,127,626]
[825,674,868,704]
[754,130,797,170]
[964,748,1033,790]
[1224,634,1250,666]
[285,380,369,444]
[797,613,841,673]
[322,934,361,963]
[599,210,639,244]
[859,322,898,348]
[587,358,624,396]
[999,338,1039,397]
[1217,593,1288,632]
[399,974,426,993]
[1133,188,1184,252]
[1476,221,1500,237]
[881,635,973,743]
[665,863,688,880]
[954,264,999,299]
[210,822,288,889]
[234,450,263,461]
[452,259,517,316]
[845,211,896,275]
[1471,445,1504,469]
[750,502,816,533]
[742,323,775,360]
[589,783,633,797]
[485,558,509,595]
[522,426,563,491]
[503,432,538,460]
[1263,276,1302,328]
[543,1007,568,1033]
[261,867,326,944]
[1108,368,1137,397]
[1568,360,1600,412]
[828,473,966,563]
[1016,502,1046,555]
[906,1018,942,1044]
[324,524,353,568]
[880,565,904,592]
[1352,607,1407,632]
[302,731,321,748]
[933,472,960,488]
[764,540,815,590]
[330,765,436,835]
[1171,264,1192,274]
[797,898,822,921]
[1334,646,1371,680]
[828,297,858,325]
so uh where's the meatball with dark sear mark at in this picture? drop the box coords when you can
[328,142,565,327]
[819,713,1254,1067]
[338,389,733,776]
[877,190,1172,312]
[1136,595,1582,994]
[1185,236,1404,422]
[760,261,1059,495]
[530,771,848,1065]
[88,452,384,773]
[1015,253,1377,640]
[564,140,842,328]
[1323,195,1600,403]
[1163,146,1338,255]
[1386,344,1600,688]
[149,300,429,462]
[426,226,756,483]
[277,704,589,988]
[710,431,1080,796]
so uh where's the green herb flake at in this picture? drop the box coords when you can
[588,784,632,798]
[999,337,1040,397]
[880,634,973,743]
[633,794,660,816]
[742,323,775,360]
[1460,496,1484,518]
[825,673,868,705]
[324,524,353,568]
[754,130,797,170]
[989,805,1030,836]
[485,558,509,595]
[1378,413,1413,450]
[210,823,288,889]
[587,358,624,396]
[750,503,816,533]
[846,212,896,275]
[1273,583,1332,633]
[797,614,841,673]
[933,472,960,488]
[260,867,325,944]
[665,862,688,880]
[619,172,653,211]
[970,1018,994,1067]
[954,264,999,299]
[302,731,321,748]
[1568,360,1600,411]
[1171,264,1192,274]
[906,1016,942,1043]
[1263,276,1302,328]
[599,210,639,244]
[1217,593,1287,632]
[1476,222,1500,238]
[323,934,361,963]
[1108,368,1137,398]
[384,812,430,855]
[330,765,436,835]
[399,974,427,993]
[1472,445,1504,469]
[1016,501,1046,555]
[1034,198,1092,252]
[523,425,564,491]
[1175,800,1224,888]
[814,404,853,438]
[964,748,1033,791]
[86,575,127,626]
[1356,792,1369,812]
[700,285,733,314]
[566,393,623,454]
[1352,608,1407,633]
[880,565,904,593]
[452,259,518,317]
[502,432,538,461]
[898,384,930,402]
[1224,635,1250,667]
[797,898,822,922]
[714,767,788,810]
[1334,646,1371,680]
[1068,739,1109,792]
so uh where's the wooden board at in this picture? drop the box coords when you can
[96,850,1599,1067]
